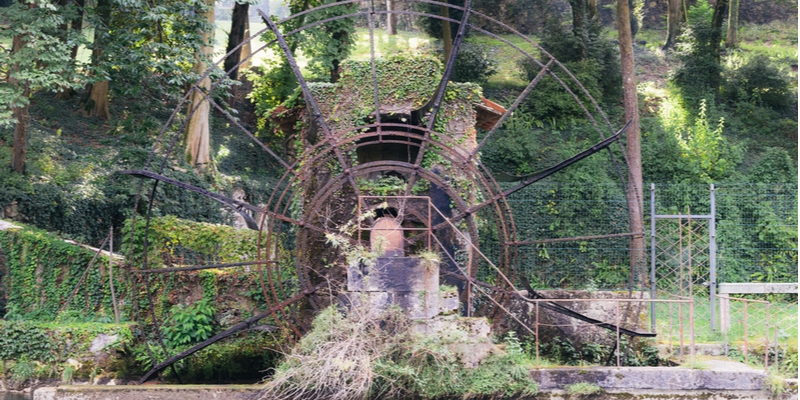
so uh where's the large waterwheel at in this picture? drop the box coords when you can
[122,0,635,382]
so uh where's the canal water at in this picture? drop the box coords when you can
[0,393,32,400]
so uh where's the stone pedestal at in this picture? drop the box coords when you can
[340,257,458,319]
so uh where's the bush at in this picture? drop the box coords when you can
[517,19,621,120]
[258,306,538,400]
[722,55,795,112]
[451,42,498,84]
[162,299,216,347]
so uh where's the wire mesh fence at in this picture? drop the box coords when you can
[503,182,797,373]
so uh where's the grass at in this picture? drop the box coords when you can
[564,382,602,395]
[654,296,798,344]
[737,20,799,65]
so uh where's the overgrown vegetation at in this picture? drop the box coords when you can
[259,306,538,399]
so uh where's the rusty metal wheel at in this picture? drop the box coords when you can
[124,0,631,382]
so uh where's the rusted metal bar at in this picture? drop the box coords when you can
[60,233,111,313]
[137,279,329,384]
[136,260,277,274]
[744,300,748,363]
[469,58,554,161]
[764,303,770,371]
[513,231,644,245]
[616,300,621,367]
[109,226,119,324]
[535,301,540,367]
[690,297,695,369]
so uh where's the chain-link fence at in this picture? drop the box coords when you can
[503,182,797,374]
[503,182,635,291]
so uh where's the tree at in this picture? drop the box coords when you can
[616,0,645,280]
[1,0,77,173]
[184,0,215,166]
[240,18,252,70]
[663,0,683,50]
[569,0,589,58]
[710,0,729,64]
[84,0,111,119]
[386,0,397,35]
[300,0,357,82]
[224,1,250,82]
[725,0,739,48]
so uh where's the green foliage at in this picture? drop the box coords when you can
[0,224,125,320]
[299,0,358,81]
[122,215,261,269]
[518,18,621,121]
[100,0,218,100]
[670,1,721,109]
[162,299,216,346]
[451,42,498,85]
[675,100,736,183]
[261,306,538,399]
[356,175,407,196]
[0,320,132,364]
[590,259,628,289]
[565,382,602,395]
[722,55,795,112]
[0,0,82,126]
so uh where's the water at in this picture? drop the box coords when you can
[0,393,32,400]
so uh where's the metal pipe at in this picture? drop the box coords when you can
[764,303,770,371]
[616,300,621,368]
[744,301,748,363]
[650,183,656,332]
[690,297,695,369]
[709,184,717,331]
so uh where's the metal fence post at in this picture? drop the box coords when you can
[710,184,717,332]
[650,183,657,332]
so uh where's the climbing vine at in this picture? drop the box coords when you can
[0,224,125,321]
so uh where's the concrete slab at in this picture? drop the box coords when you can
[33,385,260,400]
[530,362,767,391]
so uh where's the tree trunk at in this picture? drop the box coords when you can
[569,0,587,58]
[629,0,638,38]
[11,101,28,174]
[663,0,682,50]
[386,0,396,35]
[710,0,729,64]
[224,1,249,81]
[184,0,214,167]
[240,18,252,70]
[10,6,29,174]
[84,0,110,119]
[587,0,597,21]
[616,0,645,285]
[440,5,452,62]
[725,0,739,48]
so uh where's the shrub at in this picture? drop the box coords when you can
[722,55,795,112]
[162,299,217,347]
[451,42,498,84]
[258,306,538,400]
[518,19,621,120]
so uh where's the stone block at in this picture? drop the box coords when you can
[347,257,437,293]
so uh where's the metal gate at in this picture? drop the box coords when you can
[649,184,718,331]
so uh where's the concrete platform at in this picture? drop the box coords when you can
[531,361,767,391]
[30,362,797,400]
[33,385,259,400]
